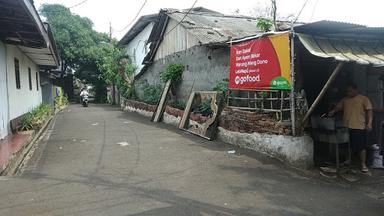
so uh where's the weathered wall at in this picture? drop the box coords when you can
[6,45,42,120]
[124,22,154,75]
[0,42,9,139]
[137,45,230,101]
[217,127,314,169]
[353,65,384,109]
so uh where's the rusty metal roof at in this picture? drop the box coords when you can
[297,33,384,66]
[143,8,262,64]
[167,11,260,44]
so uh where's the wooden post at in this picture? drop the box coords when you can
[290,32,297,136]
[302,62,345,124]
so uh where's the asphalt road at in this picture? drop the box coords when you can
[0,104,382,216]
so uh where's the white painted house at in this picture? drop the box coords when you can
[118,14,157,76]
[0,0,59,139]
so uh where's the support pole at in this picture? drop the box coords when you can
[112,82,116,105]
[302,62,345,124]
[290,31,296,136]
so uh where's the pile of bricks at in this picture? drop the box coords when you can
[165,106,208,123]
[165,106,184,118]
[125,100,291,135]
[125,100,157,113]
[219,107,292,135]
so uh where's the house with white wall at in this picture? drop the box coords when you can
[0,0,60,139]
[118,14,157,76]
[136,7,261,99]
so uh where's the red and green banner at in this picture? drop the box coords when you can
[229,32,291,90]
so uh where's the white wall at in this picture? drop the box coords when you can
[0,42,9,139]
[6,45,42,121]
[124,22,154,75]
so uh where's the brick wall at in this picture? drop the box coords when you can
[164,106,183,118]
[219,107,292,135]
[125,100,291,135]
[125,100,157,113]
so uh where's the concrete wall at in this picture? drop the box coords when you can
[353,66,384,109]
[0,42,9,139]
[124,22,154,75]
[137,45,230,101]
[6,45,42,120]
[217,128,314,169]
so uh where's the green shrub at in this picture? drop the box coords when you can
[116,75,136,99]
[198,99,213,116]
[138,82,162,105]
[169,99,186,110]
[55,95,68,109]
[20,104,53,131]
[20,113,34,131]
[160,64,184,82]
[213,79,229,95]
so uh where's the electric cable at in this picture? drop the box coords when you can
[292,0,311,24]
[163,0,199,37]
[40,0,89,14]
[68,0,89,9]
[115,0,148,33]
[309,0,319,21]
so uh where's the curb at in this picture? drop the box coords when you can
[1,110,58,176]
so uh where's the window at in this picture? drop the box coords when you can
[28,67,32,91]
[14,58,20,89]
[36,72,39,91]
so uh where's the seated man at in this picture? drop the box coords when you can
[329,83,373,172]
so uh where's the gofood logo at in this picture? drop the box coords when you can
[235,75,260,85]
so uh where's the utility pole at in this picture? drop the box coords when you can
[109,22,116,105]
[109,22,113,43]
[271,0,277,31]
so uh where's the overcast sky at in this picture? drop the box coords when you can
[34,0,383,39]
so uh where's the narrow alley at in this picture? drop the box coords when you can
[0,104,381,216]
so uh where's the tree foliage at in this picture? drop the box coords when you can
[40,4,107,72]
[40,4,135,102]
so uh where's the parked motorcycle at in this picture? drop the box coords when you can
[82,95,89,107]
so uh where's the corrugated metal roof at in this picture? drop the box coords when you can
[294,20,365,35]
[18,46,57,67]
[143,8,262,64]
[229,31,290,44]
[167,12,260,44]
[294,20,384,40]
[297,33,384,66]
